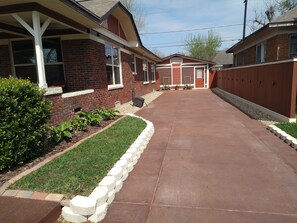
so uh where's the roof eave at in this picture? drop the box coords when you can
[59,0,102,24]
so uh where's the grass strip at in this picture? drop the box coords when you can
[9,116,146,198]
[276,122,297,138]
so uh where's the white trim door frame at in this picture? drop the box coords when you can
[194,65,208,89]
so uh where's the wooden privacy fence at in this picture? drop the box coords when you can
[216,59,297,120]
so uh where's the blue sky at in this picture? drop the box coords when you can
[137,0,267,56]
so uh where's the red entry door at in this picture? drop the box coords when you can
[195,68,204,88]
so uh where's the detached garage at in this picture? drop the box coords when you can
[156,54,216,89]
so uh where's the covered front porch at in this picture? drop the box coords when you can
[0,0,102,92]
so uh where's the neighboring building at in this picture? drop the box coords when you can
[0,0,160,124]
[156,54,215,89]
[213,51,233,69]
[227,7,297,66]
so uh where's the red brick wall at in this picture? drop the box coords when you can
[46,92,98,125]
[48,42,156,125]
[234,33,291,66]
[62,39,106,92]
[0,45,12,78]
[132,58,155,97]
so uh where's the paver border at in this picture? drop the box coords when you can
[267,124,297,150]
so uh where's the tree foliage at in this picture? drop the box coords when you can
[250,0,297,31]
[277,0,297,14]
[121,0,145,32]
[185,30,222,61]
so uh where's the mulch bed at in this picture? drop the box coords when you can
[0,117,120,188]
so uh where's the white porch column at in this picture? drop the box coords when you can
[13,12,52,88]
[32,11,47,88]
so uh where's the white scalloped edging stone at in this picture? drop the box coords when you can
[267,124,297,150]
[107,167,123,181]
[89,186,109,207]
[62,207,88,223]
[63,114,155,223]
[88,203,108,223]
[70,195,97,216]
[98,176,116,191]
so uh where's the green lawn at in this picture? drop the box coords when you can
[9,116,146,198]
[276,122,297,138]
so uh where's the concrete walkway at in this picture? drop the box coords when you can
[102,90,297,223]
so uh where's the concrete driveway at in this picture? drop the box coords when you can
[102,90,297,223]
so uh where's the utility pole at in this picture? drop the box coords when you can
[243,0,248,39]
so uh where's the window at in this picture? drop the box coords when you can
[290,35,297,58]
[11,38,64,86]
[105,44,122,88]
[151,64,156,82]
[143,60,149,83]
[256,42,266,63]
[131,54,137,74]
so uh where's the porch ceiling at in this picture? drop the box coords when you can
[0,0,103,39]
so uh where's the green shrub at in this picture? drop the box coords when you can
[0,77,51,172]
[93,108,119,120]
[49,121,73,143]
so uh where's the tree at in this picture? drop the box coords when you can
[150,48,166,58]
[121,0,145,32]
[250,0,296,31]
[250,1,276,32]
[277,0,297,14]
[185,30,222,61]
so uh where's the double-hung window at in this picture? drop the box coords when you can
[290,35,297,58]
[256,42,266,63]
[131,54,137,74]
[11,38,64,87]
[151,64,156,82]
[105,44,122,89]
[143,60,149,84]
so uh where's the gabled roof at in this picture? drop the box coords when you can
[226,7,297,53]
[159,54,215,65]
[213,51,233,65]
[79,0,119,20]
[272,7,297,23]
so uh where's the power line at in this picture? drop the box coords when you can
[140,24,243,35]
[148,39,240,49]
[146,36,242,46]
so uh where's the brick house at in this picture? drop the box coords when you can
[157,54,216,89]
[0,0,160,124]
[227,7,297,66]
[216,8,297,122]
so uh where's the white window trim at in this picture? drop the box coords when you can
[151,63,156,83]
[10,38,65,86]
[132,54,137,75]
[143,59,149,84]
[106,44,123,89]
[256,42,266,63]
[108,84,124,90]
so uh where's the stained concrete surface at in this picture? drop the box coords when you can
[102,90,297,223]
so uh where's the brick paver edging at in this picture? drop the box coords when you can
[61,114,155,223]
[267,124,297,150]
